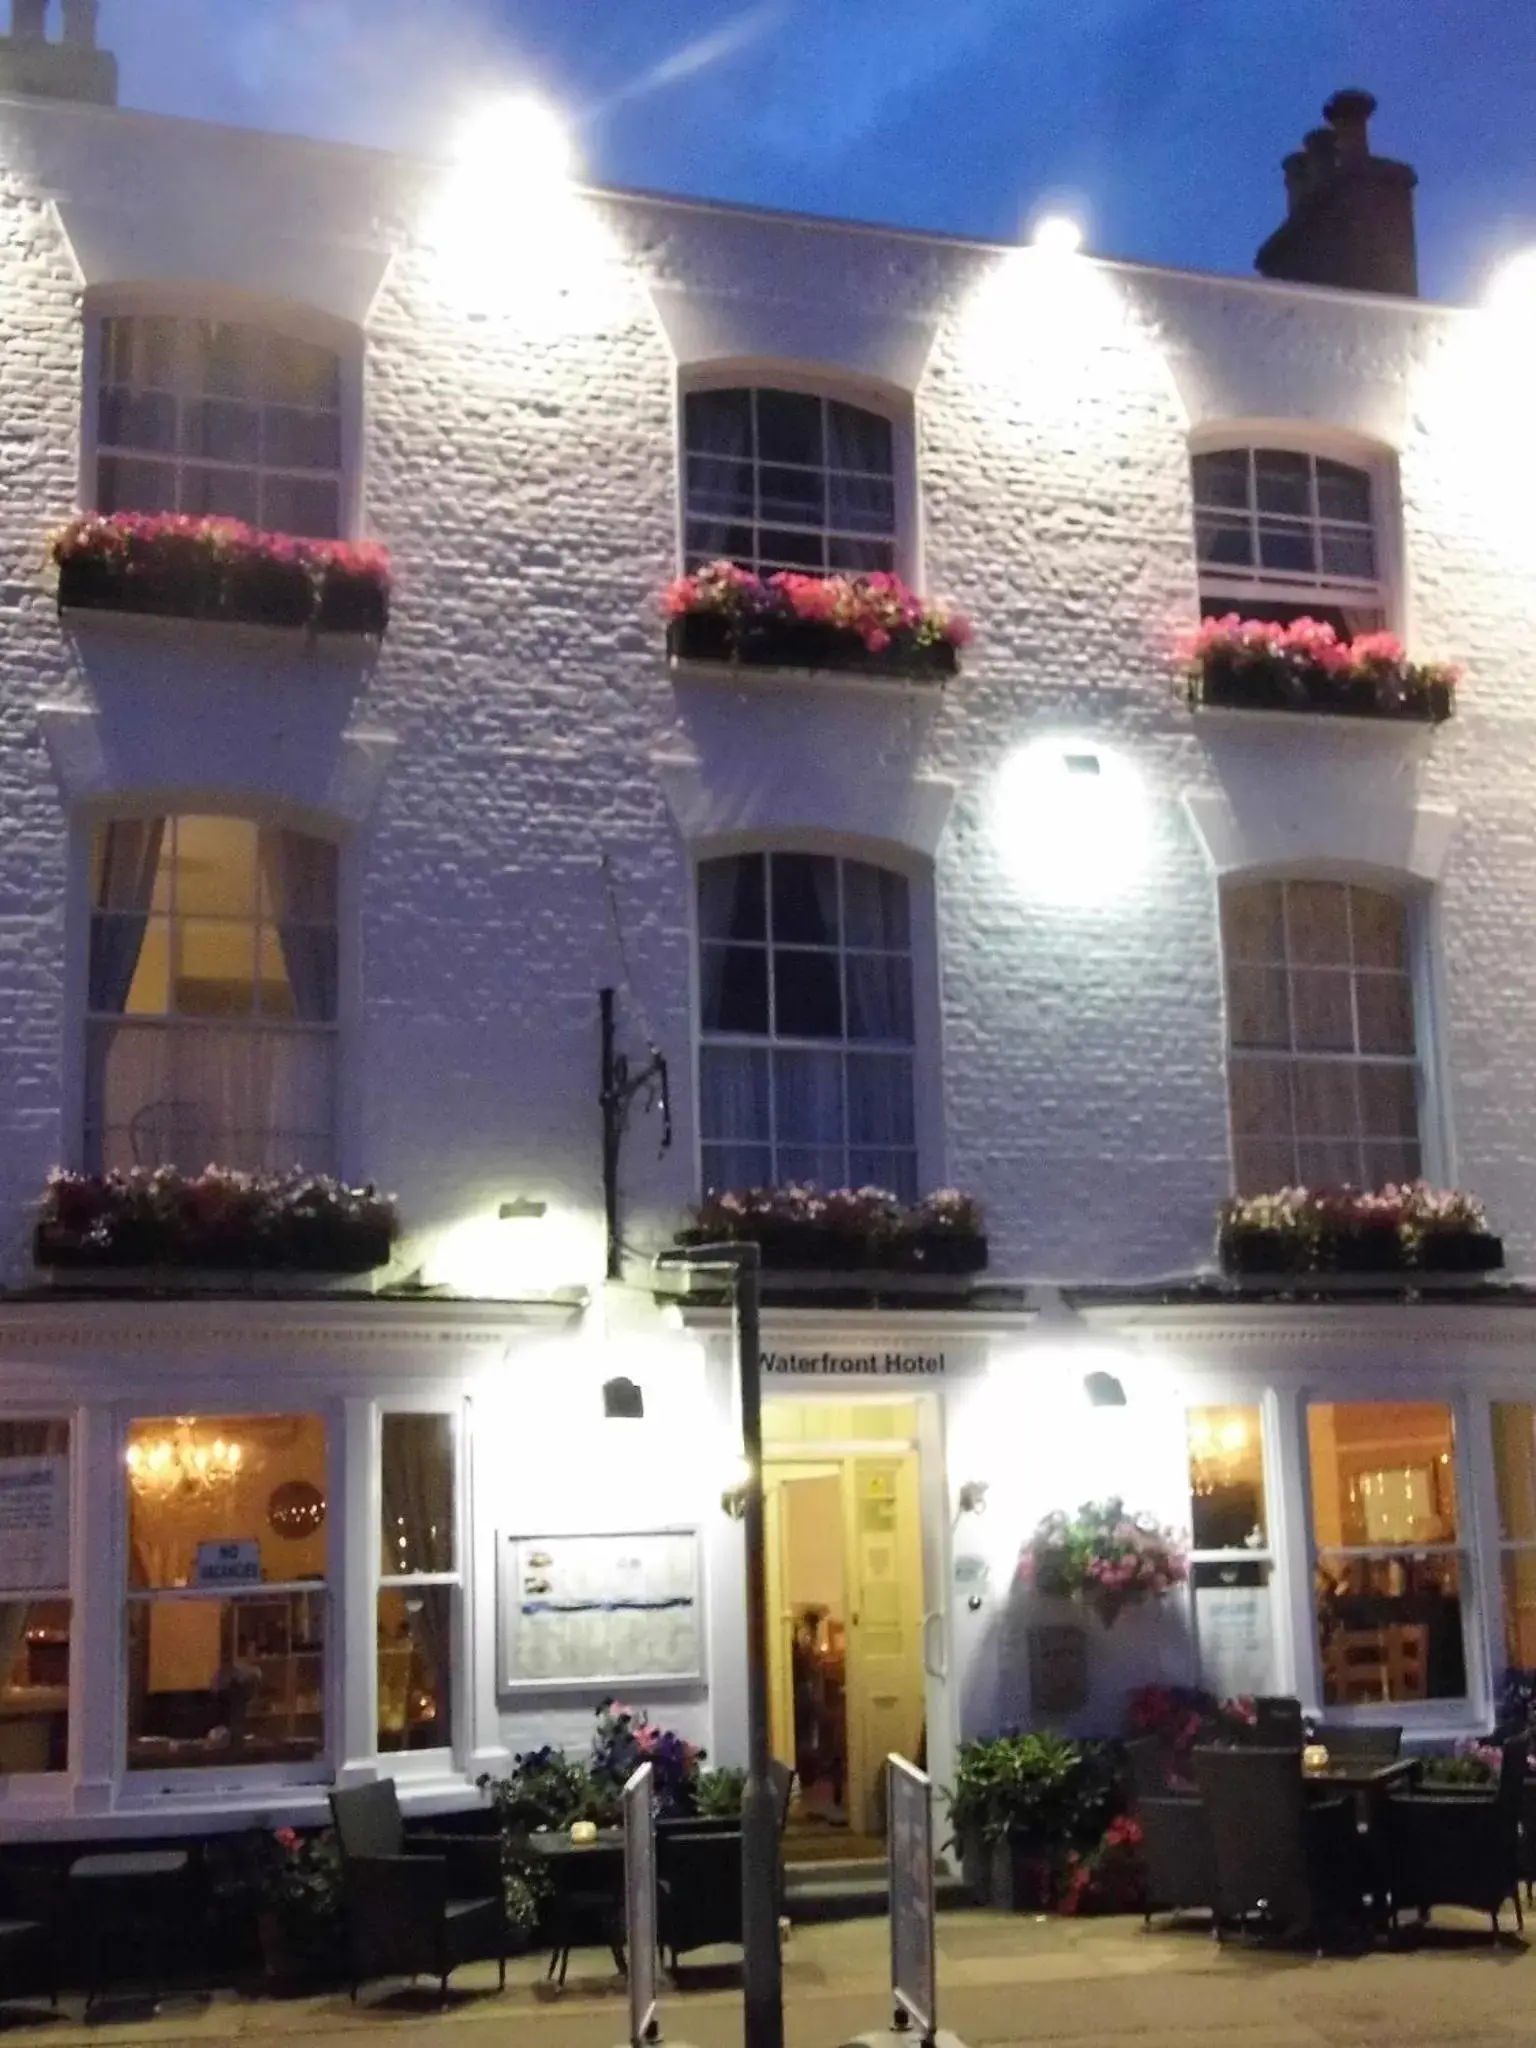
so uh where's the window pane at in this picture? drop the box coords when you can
[826,400,892,475]
[1355,977,1414,1056]
[1316,1553,1464,1705]
[1501,1551,1536,1673]
[263,405,342,473]
[1290,969,1355,1051]
[1286,883,1351,965]
[1493,1404,1536,1544]
[1319,528,1377,580]
[847,1053,915,1146]
[757,527,824,569]
[181,463,258,524]
[774,950,842,1038]
[1233,1139,1295,1194]
[700,945,768,1035]
[1195,511,1253,568]
[1193,1562,1276,1701]
[842,863,910,950]
[700,1044,769,1143]
[849,1148,917,1201]
[197,321,265,399]
[772,1048,843,1146]
[846,954,912,1042]
[777,1147,846,1187]
[1221,882,1284,965]
[1361,1139,1421,1186]
[0,1601,68,1773]
[1358,1061,1418,1137]
[172,816,259,917]
[1350,889,1407,970]
[686,453,753,522]
[1227,965,1289,1048]
[180,398,259,465]
[97,454,177,515]
[126,1590,324,1769]
[1306,1403,1458,1549]
[770,856,839,945]
[1257,521,1316,575]
[1187,1406,1266,1550]
[1228,1058,1292,1140]
[264,334,340,410]
[684,387,751,455]
[701,1142,771,1193]
[1295,1137,1361,1188]
[99,386,177,452]
[381,1414,454,1576]
[758,463,823,526]
[827,472,895,535]
[699,856,766,943]
[1253,449,1312,517]
[1315,459,1373,525]
[1192,449,1250,510]
[126,1413,328,1590]
[378,1586,453,1751]
[755,390,822,466]
[1292,1061,1360,1140]
[827,535,895,572]
[685,522,754,570]
[261,474,340,539]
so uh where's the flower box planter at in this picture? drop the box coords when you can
[877,1228,989,1276]
[52,514,391,639]
[35,1168,400,1279]
[1219,1224,1504,1278]
[1190,650,1453,724]
[667,610,958,682]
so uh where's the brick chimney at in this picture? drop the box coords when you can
[0,0,117,106]
[1256,89,1417,297]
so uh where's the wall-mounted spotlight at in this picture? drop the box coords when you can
[957,1480,990,1516]
[602,1375,644,1420]
[498,1198,548,1221]
[721,1456,751,1520]
[1083,1369,1127,1409]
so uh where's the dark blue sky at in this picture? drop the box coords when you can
[104,0,1536,302]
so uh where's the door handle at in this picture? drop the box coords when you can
[922,1609,947,1682]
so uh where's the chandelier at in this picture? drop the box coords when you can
[1188,1411,1252,1498]
[126,1418,245,1502]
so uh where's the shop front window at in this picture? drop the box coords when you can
[125,1414,328,1770]
[1490,1403,1536,1672]
[1187,1404,1276,1700]
[378,1413,457,1754]
[0,1420,71,1775]
[1307,1401,1466,1706]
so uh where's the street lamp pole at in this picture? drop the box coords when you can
[668,1239,781,2048]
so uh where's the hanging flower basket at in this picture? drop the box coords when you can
[661,561,969,681]
[677,1184,987,1275]
[1218,1184,1503,1278]
[1019,1500,1188,1628]
[34,1167,400,1274]
[51,514,391,639]
[1179,615,1456,723]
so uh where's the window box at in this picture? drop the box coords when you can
[34,1168,399,1276]
[1182,618,1456,725]
[1218,1186,1502,1278]
[52,515,391,640]
[662,562,968,684]
[667,610,958,682]
[678,1186,987,1276]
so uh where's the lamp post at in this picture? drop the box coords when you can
[663,1239,780,2048]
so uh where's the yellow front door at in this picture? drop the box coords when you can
[842,1453,924,1835]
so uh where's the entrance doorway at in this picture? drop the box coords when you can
[762,1399,927,1844]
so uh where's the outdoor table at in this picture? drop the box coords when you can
[68,1848,189,2015]
[1302,1758,1418,1931]
[523,1829,627,1987]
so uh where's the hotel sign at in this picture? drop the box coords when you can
[760,1343,989,1381]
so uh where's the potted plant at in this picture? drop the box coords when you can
[35,1166,400,1275]
[661,560,970,681]
[1216,1183,1503,1278]
[1178,614,1457,723]
[676,1184,987,1276]
[253,1826,344,1993]
[1019,1499,1189,1628]
[897,1188,989,1274]
[943,1733,1125,1910]
[50,513,392,638]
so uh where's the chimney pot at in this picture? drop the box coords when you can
[10,0,48,39]
[1324,86,1377,163]
[1256,87,1417,298]
[60,0,96,48]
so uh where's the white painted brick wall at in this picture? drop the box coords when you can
[0,94,1532,1291]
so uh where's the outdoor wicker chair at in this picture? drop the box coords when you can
[1192,1745,1364,1945]
[1385,1734,1528,1936]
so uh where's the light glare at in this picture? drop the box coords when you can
[1486,246,1536,318]
[1032,213,1084,256]
[452,93,575,189]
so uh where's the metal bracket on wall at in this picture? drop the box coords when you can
[599,985,672,1281]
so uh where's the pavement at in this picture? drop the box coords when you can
[2,1908,1533,2048]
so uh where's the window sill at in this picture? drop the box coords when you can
[669,656,955,701]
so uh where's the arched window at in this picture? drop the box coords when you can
[697,851,916,1197]
[96,315,343,537]
[1221,877,1421,1193]
[86,814,339,1173]
[682,387,896,575]
[1192,445,1385,637]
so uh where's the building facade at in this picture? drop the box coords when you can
[0,16,1534,1842]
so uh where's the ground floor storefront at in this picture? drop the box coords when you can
[0,1289,1534,1842]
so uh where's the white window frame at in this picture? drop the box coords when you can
[0,1410,77,1798]
[1220,875,1429,1195]
[694,846,927,1201]
[1287,1389,1482,1727]
[1185,1396,1286,1702]
[82,809,342,1177]
[375,1402,465,1773]
[118,1403,339,1792]
[678,369,918,584]
[1190,434,1395,632]
[81,287,363,540]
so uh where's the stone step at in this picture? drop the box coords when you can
[785,1859,974,1923]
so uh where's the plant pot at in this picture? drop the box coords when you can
[317,568,390,637]
[225,555,316,629]
[1218,1224,1302,1275]
[889,1227,988,1276]
[1194,652,1452,724]
[1418,1230,1504,1274]
[34,1217,394,1275]
[1320,1224,1406,1273]
[667,611,958,682]
[674,1221,870,1271]
[1083,1586,1144,1629]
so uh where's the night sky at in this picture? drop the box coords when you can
[101,0,1536,303]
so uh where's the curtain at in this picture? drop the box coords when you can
[88,817,165,1014]
[825,400,895,561]
[260,830,338,1023]
[683,388,753,563]
[380,1417,454,1746]
[93,1020,335,1172]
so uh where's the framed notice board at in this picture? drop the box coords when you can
[498,1527,704,1693]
